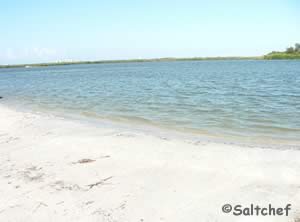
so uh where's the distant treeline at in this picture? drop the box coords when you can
[1,44,300,69]
[264,43,300,60]
[0,57,262,69]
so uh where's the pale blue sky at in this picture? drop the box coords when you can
[1,0,299,64]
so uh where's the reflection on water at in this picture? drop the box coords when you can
[0,60,300,146]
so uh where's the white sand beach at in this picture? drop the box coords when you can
[0,104,300,222]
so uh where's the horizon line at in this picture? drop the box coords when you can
[0,55,267,68]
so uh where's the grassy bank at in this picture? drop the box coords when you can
[0,56,262,69]
[264,52,300,60]
[264,43,300,59]
[1,52,299,69]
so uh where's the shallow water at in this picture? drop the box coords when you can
[0,60,300,146]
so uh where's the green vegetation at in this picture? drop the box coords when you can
[1,44,299,69]
[0,57,263,69]
[264,43,300,60]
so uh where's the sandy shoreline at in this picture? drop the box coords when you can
[1,104,300,221]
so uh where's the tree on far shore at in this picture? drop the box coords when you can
[265,43,300,59]
[295,43,300,52]
[285,43,300,53]
[286,47,294,53]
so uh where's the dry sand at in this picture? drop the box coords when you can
[0,104,300,222]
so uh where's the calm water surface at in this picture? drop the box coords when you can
[1,60,300,146]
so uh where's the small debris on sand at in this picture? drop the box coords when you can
[87,176,113,189]
[74,159,96,164]
[100,155,110,159]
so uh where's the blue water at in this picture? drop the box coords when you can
[1,60,300,146]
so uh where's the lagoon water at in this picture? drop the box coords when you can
[1,60,300,146]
